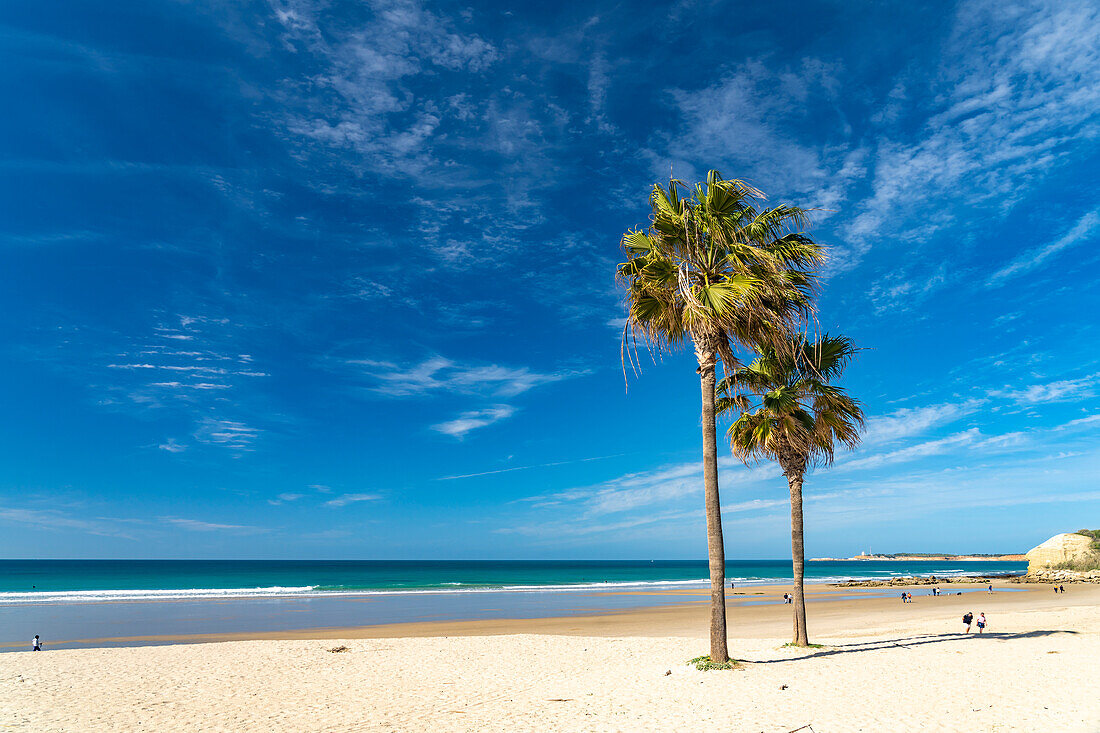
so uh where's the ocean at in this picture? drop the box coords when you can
[0,559,1026,650]
[1,558,1025,602]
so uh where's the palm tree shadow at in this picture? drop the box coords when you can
[742,629,1077,664]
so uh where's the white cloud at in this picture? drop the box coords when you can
[431,405,516,438]
[1061,415,1100,430]
[991,374,1099,404]
[836,429,981,473]
[496,509,700,538]
[519,457,780,517]
[351,355,582,398]
[843,0,1100,268]
[324,493,381,507]
[193,418,261,450]
[0,507,136,539]
[159,516,266,533]
[93,315,270,452]
[659,58,862,219]
[268,492,304,505]
[436,453,621,480]
[989,208,1100,284]
[270,0,497,178]
[862,400,983,445]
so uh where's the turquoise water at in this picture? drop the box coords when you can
[0,559,1026,603]
[0,559,1027,651]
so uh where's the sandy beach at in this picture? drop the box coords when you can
[2,582,1097,732]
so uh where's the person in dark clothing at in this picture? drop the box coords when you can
[962,611,974,633]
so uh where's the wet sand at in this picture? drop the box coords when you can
[2,579,1070,648]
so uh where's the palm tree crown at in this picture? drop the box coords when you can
[618,171,823,368]
[716,334,865,474]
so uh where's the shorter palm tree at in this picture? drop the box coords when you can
[716,334,865,646]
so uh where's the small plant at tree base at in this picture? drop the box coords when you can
[781,642,825,648]
[688,654,739,671]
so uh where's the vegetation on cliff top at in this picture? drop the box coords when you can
[1076,529,1100,551]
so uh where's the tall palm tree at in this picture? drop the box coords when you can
[618,171,823,662]
[716,334,865,646]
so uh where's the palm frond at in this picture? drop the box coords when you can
[713,331,865,471]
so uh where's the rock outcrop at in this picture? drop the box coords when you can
[1026,533,1100,574]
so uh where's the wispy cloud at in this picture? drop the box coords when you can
[193,418,261,450]
[270,0,498,178]
[517,457,779,517]
[841,0,1100,271]
[836,429,981,473]
[0,507,137,539]
[991,374,1100,404]
[159,516,267,534]
[347,355,585,398]
[431,405,515,438]
[658,58,863,220]
[324,493,380,507]
[81,314,271,452]
[989,208,1100,284]
[268,492,304,506]
[862,400,983,445]
[436,453,622,480]
[1061,414,1100,430]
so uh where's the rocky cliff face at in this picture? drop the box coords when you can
[1026,533,1100,574]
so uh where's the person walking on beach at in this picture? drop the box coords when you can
[32,635,41,651]
[1059,585,1065,594]
[988,584,993,593]
[976,613,986,634]
[962,611,974,633]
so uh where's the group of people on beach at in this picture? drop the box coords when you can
[781,593,793,604]
[962,611,987,634]
[1053,584,1067,593]
[900,592,913,603]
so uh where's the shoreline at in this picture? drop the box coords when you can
[3,583,1097,731]
[2,578,1065,651]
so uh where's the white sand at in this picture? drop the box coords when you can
[1,597,1097,731]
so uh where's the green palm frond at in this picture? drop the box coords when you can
[716,332,865,471]
[618,171,822,368]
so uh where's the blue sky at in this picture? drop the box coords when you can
[1,0,1098,559]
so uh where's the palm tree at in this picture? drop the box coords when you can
[618,171,823,662]
[716,334,865,646]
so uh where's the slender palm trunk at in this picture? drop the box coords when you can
[787,469,809,646]
[695,338,729,663]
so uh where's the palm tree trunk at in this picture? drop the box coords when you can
[695,338,729,663]
[787,469,810,646]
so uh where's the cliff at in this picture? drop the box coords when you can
[1026,533,1100,574]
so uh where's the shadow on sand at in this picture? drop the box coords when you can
[742,629,1077,664]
